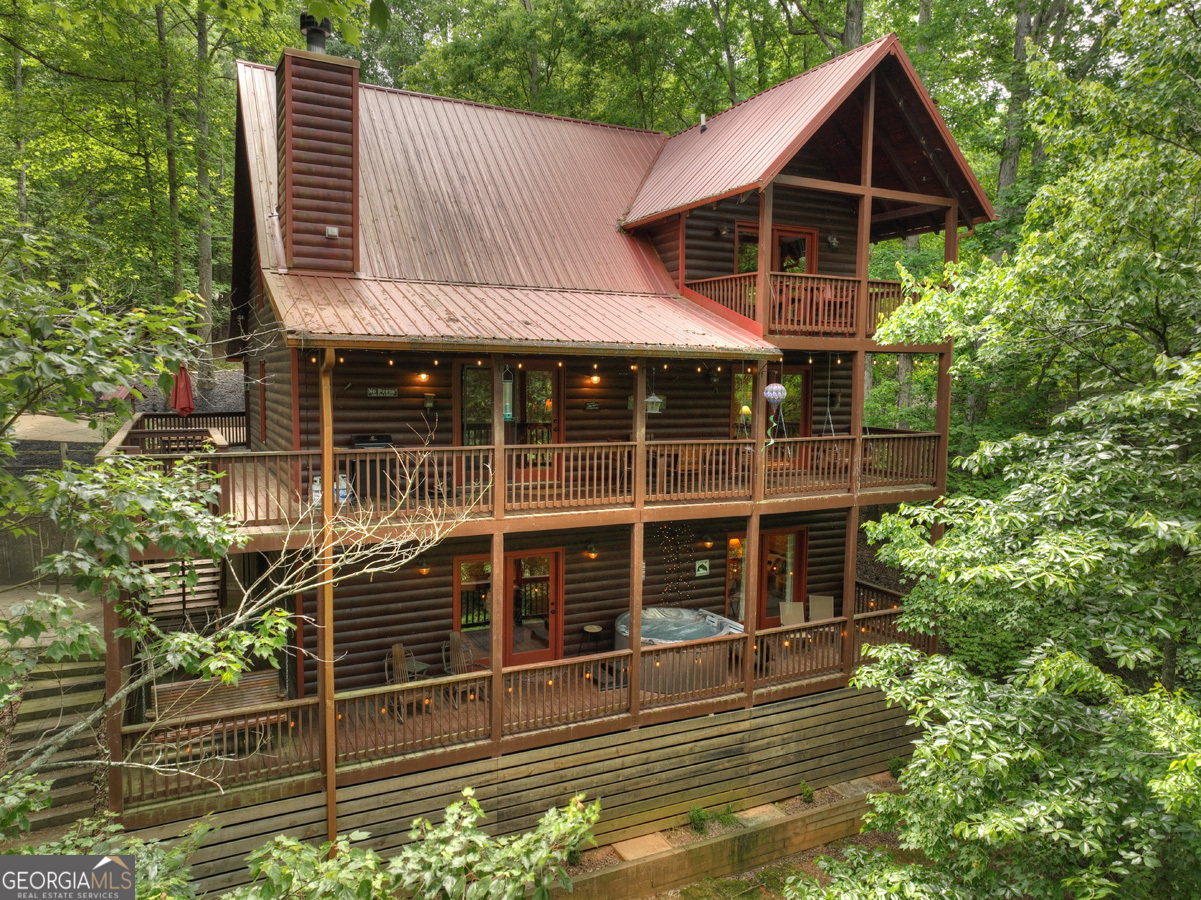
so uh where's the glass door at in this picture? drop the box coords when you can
[506,363,563,483]
[454,556,492,663]
[505,550,562,665]
[758,528,808,629]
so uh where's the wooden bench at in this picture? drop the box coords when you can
[148,671,287,747]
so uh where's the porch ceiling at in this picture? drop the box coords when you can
[263,273,781,359]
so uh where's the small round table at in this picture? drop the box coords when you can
[580,624,605,655]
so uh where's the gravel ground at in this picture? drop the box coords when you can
[137,364,245,414]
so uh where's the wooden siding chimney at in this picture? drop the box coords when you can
[275,47,359,274]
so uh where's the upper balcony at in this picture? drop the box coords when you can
[685,272,911,339]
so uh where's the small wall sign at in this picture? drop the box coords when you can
[367,387,399,398]
[584,401,600,411]
[695,559,710,577]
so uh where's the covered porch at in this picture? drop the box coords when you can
[114,518,929,810]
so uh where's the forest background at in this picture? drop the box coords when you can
[2,0,1199,896]
[0,0,1072,460]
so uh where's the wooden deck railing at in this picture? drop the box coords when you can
[684,273,758,320]
[753,617,845,687]
[334,670,491,766]
[120,696,320,805]
[763,437,855,496]
[505,443,633,510]
[333,447,493,519]
[770,273,858,335]
[861,433,939,488]
[102,430,941,528]
[120,427,228,455]
[503,650,632,734]
[139,411,248,447]
[213,451,321,526]
[854,580,904,615]
[119,593,933,808]
[866,281,914,336]
[639,633,745,709]
[645,440,754,502]
[853,607,930,663]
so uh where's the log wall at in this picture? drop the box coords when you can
[299,513,847,695]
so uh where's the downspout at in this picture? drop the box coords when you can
[318,347,337,842]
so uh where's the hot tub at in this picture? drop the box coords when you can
[614,608,743,694]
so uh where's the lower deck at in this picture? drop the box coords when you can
[126,685,916,896]
[115,515,925,815]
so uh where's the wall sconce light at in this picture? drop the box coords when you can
[424,393,435,411]
[590,374,601,385]
[502,365,515,422]
[309,355,317,364]
[387,358,394,367]
[836,356,842,365]
[418,371,429,382]
[808,354,814,364]
[585,542,599,560]
[702,534,714,550]
[716,221,731,237]
[337,355,345,364]
[415,554,431,576]
[827,232,839,250]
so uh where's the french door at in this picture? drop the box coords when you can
[454,549,565,666]
[757,528,809,629]
[504,550,562,665]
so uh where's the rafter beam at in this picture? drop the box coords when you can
[878,77,970,228]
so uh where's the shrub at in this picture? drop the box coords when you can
[687,805,710,833]
[888,756,906,779]
[798,780,815,803]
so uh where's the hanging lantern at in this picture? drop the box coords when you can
[645,366,663,414]
[764,381,787,413]
[502,366,515,422]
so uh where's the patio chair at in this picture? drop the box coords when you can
[441,632,489,709]
[778,600,806,627]
[382,642,431,720]
[807,594,835,622]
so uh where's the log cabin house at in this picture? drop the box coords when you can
[98,29,993,892]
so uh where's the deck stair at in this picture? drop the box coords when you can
[7,658,106,834]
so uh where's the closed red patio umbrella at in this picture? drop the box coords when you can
[170,363,195,417]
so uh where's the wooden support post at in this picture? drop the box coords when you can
[849,350,865,497]
[856,73,875,339]
[490,530,504,748]
[944,204,959,264]
[741,511,761,703]
[491,354,505,520]
[103,595,125,817]
[753,362,768,502]
[935,349,952,497]
[756,184,774,334]
[628,521,643,720]
[633,364,647,510]
[842,505,860,676]
[317,347,337,842]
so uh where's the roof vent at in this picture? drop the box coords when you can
[300,13,332,53]
[700,113,707,133]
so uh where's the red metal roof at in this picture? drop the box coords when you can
[238,62,673,294]
[623,35,993,227]
[262,273,779,358]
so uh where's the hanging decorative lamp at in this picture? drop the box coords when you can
[502,365,515,421]
[764,381,787,413]
[645,365,663,415]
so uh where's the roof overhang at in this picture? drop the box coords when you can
[263,273,780,361]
